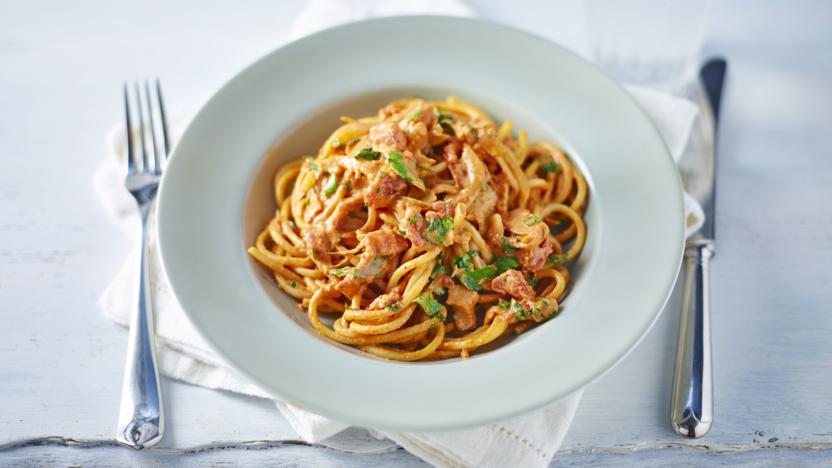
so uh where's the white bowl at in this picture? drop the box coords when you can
[157,16,684,430]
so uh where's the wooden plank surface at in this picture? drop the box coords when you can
[0,0,830,465]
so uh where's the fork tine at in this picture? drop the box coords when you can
[134,82,149,172]
[123,84,137,176]
[144,81,161,174]
[155,80,171,159]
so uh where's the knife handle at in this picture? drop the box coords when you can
[670,238,714,438]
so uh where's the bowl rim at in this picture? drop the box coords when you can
[157,15,685,430]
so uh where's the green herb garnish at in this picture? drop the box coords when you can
[524,215,543,226]
[323,174,338,197]
[501,236,517,253]
[460,265,498,291]
[440,122,455,136]
[546,254,568,266]
[398,228,408,239]
[453,250,479,270]
[408,109,422,121]
[306,157,318,172]
[414,291,443,317]
[493,256,521,274]
[435,108,453,123]
[387,302,401,312]
[510,299,527,321]
[409,213,423,225]
[540,157,560,174]
[331,266,355,277]
[356,147,382,161]
[426,216,454,245]
[290,281,297,288]
[430,252,446,279]
[387,150,426,190]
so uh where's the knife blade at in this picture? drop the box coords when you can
[696,59,726,239]
[670,58,727,438]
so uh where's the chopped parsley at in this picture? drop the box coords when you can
[387,302,401,312]
[498,299,511,311]
[408,109,422,121]
[356,147,382,160]
[546,254,568,266]
[460,265,498,291]
[430,253,446,279]
[305,157,318,172]
[435,108,453,123]
[526,275,538,288]
[453,250,479,270]
[440,122,455,136]
[398,228,408,239]
[501,236,517,253]
[539,157,560,174]
[434,108,456,136]
[323,174,338,197]
[387,150,425,190]
[331,266,355,277]
[414,291,443,317]
[493,256,521,274]
[409,213,423,225]
[524,215,543,226]
[510,299,528,321]
[290,281,297,288]
[426,216,454,245]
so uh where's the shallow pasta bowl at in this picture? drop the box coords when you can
[157,16,684,430]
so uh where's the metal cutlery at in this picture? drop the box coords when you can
[670,58,727,438]
[115,80,169,449]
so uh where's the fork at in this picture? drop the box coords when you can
[115,80,170,449]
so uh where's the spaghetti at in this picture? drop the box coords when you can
[248,97,588,361]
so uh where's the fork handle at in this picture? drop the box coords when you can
[116,204,164,449]
[670,238,714,438]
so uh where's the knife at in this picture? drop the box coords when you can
[670,58,727,438]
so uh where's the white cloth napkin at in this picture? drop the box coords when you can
[95,1,702,466]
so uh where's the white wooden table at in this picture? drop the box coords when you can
[2,1,831,465]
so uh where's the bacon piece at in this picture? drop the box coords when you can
[369,121,407,152]
[368,291,402,310]
[491,269,535,301]
[400,205,427,247]
[363,229,409,257]
[365,173,407,208]
[334,276,364,298]
[303,226,330,264]
[442,278,479,331]
[334,255,397,299]
[516,237,554,273]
